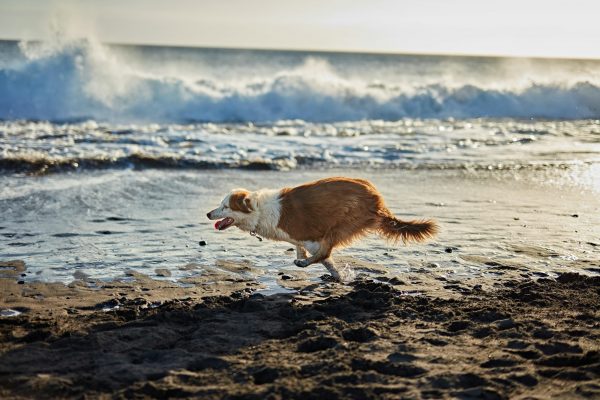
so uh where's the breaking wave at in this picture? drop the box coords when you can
[1,40,600,122]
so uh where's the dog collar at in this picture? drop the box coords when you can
[250,230,263,242]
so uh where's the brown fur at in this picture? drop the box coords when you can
[277,177,437,264]
[229,190,253,213]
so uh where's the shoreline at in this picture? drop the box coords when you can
[2,168,599,288]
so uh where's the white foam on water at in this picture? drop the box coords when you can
[0,309,22,317]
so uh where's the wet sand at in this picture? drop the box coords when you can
[1,259,599,399]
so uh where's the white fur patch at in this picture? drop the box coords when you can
[252,189,293,242]
[209,194,232,219]
[223,189,294,243]
[303,241,320,255]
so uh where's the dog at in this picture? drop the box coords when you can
[207,177,437,280]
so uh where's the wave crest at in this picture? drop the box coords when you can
[1,40,599,122]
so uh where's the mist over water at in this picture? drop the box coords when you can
[1,39,600,122]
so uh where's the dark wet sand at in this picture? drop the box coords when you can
[1,260,599,400]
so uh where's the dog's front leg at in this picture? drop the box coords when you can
[294,256,344,281]
[293,252,323,268]
[293,258,313,268]
[296,245,308,259]
[293,243,329,268]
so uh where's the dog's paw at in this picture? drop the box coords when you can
[294,259,310,268]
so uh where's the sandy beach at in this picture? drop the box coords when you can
[1,260,599,399]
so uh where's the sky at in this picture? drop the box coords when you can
[1,0,599,59]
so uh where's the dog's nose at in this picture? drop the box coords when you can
[206,212,211,219]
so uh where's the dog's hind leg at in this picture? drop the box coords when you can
[321,258,341,280]
[322,258,355,282]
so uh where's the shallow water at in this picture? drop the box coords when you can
[1,168,598,292]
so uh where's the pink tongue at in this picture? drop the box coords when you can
[214,220,222,230]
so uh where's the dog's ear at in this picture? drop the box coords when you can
[229,190,253,213]
[244,197,253,211]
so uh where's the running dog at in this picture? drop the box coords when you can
[207,177,437,280]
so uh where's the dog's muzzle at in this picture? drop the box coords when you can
[206,209,217,220]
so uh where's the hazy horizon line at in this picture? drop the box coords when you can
[2,37,600,63]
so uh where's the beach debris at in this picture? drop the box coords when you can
[427,262,440,268]
[571,214,579,218]
[445,247,453,253]
[250,230,263,241]
[199,240,207,246]
[94,298,120,312]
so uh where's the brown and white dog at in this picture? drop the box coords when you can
[206,177,437,280]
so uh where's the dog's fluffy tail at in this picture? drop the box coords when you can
[377,212,438,244]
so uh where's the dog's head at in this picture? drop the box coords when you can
[206,189,255,230]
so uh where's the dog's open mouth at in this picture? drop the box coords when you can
[214,217,235,230]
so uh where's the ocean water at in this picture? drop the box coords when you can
[1,39,599,290]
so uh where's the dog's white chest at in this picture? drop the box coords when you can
[255,223,293,243]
